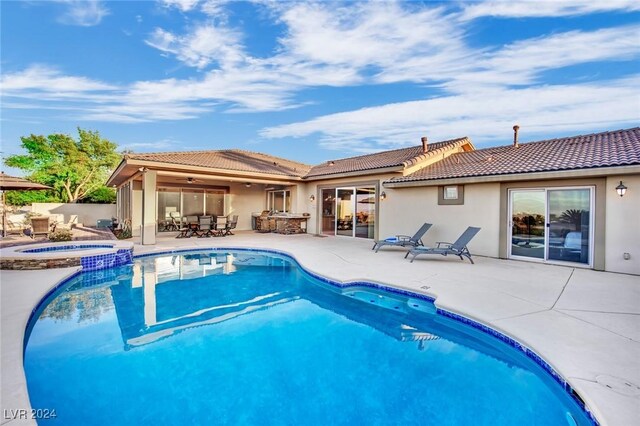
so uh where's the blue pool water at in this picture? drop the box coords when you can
[24,250,593,425]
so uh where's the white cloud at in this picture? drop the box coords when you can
[55,0,109,26]
[488,25,640,75]
[275,2,470,84]
[261,76,640,152]
[119,138,185,151]
[443,25,640,91]
[145,24,244,69]
[459,0,640,21]
[201,0,230,16]
[0,65,116,94]
[161,0,200,12]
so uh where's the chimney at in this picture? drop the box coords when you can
[421,136,428,153]
[513,125,520,148]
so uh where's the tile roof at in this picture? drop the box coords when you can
[387,127,640,184]
[126,149,311,178]
[304,137,471,178]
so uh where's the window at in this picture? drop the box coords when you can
[438,185,464,205]
[267,190,291,212]
[443,186,458,200]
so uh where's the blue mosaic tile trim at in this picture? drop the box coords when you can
[437,308,599,425]
[80,248,134,271]
[24,244,114,253]
[132,246,598,425]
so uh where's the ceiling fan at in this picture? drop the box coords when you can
[185,177,203,184]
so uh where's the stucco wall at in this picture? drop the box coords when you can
[31,203,116,227]
[605,174,640,275]
[380,183,502,257]
[225,183,268,230]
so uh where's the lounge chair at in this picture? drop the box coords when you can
[372,223,432,253]
[3,218,27,236]
[54,214,79,231]
[405,227,481,264]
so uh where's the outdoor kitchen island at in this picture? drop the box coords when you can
[252,212,309,234]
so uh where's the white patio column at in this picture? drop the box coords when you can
[141,169,157,245]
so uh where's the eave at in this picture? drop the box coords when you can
[382,164,640,188]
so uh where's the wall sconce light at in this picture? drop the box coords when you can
[380,191,387,201]
[245,182,252,188]
[615,181,627,197]
[309,194,315,202]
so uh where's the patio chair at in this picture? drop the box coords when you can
[54,214,79,231]
[195,216,214,238]
[221,215,239,236]
[163,211,181,231]
[405,227,481,264]
[30,216,51,239]
[176,215,199,238]
[3,218,26,236]
[372,223,432,253]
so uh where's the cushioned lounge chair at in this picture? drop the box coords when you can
[405,227,481,264]
[372,223,432,253]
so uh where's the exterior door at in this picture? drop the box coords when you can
[336,188,355,237]
[547,188,592,265]
[510,190,546,259]
[509,188,593,266]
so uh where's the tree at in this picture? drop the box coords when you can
[4,189,61,206]
[80,186,117,204]
[559,209,585,231]
[4,128,120,203]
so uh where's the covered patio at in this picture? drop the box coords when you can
[106,150,312,244]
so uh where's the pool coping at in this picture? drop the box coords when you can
[0,241,132,260]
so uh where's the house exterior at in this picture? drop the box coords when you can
[107,127,640,275]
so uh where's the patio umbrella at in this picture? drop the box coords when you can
[0,172,52,237]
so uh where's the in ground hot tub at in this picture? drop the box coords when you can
[0,241,134,271]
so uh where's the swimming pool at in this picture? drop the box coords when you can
[24,250,594,425]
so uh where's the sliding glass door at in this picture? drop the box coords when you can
[321,186,376,239]
[509,187,593,266]
[336,188,355,237]
[355,187,375,239]
[157,187,226,231]
[547,189,591,264]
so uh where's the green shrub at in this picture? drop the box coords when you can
[49,229,72,242]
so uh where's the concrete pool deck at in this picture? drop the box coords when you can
[2,232,639,425]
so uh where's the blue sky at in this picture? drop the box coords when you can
[1,0,639,174]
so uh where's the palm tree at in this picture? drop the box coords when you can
[559,209,584,230]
